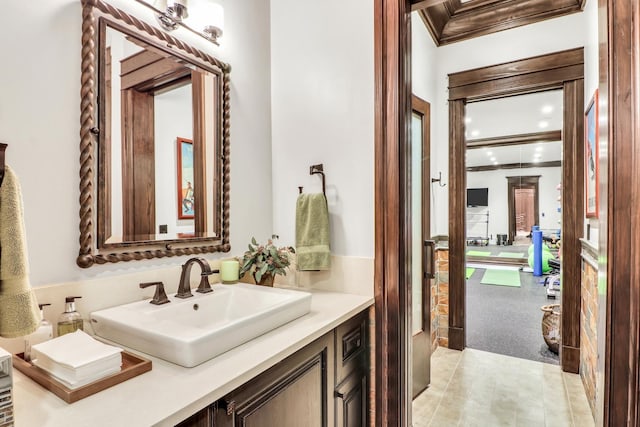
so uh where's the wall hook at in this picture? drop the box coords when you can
[431,171,446,187]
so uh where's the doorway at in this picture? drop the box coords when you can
[447,49,584,376]
[462,90,564,366]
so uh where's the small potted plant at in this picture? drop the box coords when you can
[239,236,295,287]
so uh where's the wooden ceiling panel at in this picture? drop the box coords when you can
[417,0,585,46]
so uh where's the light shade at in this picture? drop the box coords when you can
[187,0,224,40]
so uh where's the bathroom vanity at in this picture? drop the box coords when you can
[12,289,372,426]
[178,309,369,427]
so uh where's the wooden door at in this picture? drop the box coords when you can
[507,176,540,244]
[411,95,431,398]
[515,188,535,233]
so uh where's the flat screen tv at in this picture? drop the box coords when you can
[467,188,488,207]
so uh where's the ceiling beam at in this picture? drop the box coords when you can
[467,160,561,172]
[411,0,447,11]
[419,0,585,46]
[466,130,562,149]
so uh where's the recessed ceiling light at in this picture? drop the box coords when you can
[470,130,480,137]
[487,151,493,156]
[541,105,554,114]
[535,146,543,152]
[533,158,540,163]
[465,117,472,124]
[490,157,496,162]
[538,121,549,129]
[493,161,498,165]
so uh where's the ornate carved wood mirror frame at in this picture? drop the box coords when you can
[77,0,231,268]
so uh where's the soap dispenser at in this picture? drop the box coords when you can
[24,303,53,362]
[57,296,84,336]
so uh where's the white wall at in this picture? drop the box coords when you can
[466,167,562,240]
[270,0,374,259]
[428,11,593,235]
[0,0,273,286]
[411,12,441,236]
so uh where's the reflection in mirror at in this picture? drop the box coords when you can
[77,0,230,268]
[101,25,218,245]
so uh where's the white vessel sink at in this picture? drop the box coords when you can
[90,283,312,367]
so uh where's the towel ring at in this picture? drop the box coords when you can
[298,164,326,196]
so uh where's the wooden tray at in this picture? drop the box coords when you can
[12,351,152,403]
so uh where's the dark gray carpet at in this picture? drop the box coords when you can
[466,267,560,365]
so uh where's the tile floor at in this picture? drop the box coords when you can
[412,347,595,427]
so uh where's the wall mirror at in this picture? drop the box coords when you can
[77,0,231,268]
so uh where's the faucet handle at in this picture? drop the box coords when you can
[140,282,170,305]
[196,269,218,294]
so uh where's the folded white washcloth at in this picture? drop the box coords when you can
[31,330,122,380]
[47,365,122,390]
[33,351,121,382]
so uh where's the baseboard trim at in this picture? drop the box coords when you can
[448,327,465,350]
[562,345,580,373]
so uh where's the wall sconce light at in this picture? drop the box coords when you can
[136,0,224,45]
[154,0,189,31]
[188,0,224,44]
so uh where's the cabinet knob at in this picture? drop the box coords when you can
[224,399,236,416]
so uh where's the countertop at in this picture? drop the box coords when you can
[13,288,374,426]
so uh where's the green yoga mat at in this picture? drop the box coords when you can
[466,268,475,279]
[467,250,491,257]
[498,252,525,258]
[480,269,521,287]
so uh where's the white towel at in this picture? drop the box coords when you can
[0,166,39,338]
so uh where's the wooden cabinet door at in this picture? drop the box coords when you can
[335,312,369,427]
[335,371,367,427]
[215,334,334,427]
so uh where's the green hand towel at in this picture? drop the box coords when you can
[296,193,331,271]
[0,166,39,338]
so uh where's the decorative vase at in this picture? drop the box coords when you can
[541,304,561,354]
[253,272,275,287]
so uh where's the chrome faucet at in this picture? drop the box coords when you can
[176,257,218,299]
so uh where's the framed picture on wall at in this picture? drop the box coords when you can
[177,137,194,220]
[585,90,599,218]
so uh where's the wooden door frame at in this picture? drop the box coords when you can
[600,0,640,425]
[447,48,584,373]
[374,0,412,424]
[507,176,540,243]
[376,0,640,425]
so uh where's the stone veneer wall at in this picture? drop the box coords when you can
[580,255,598,420]
[431,248,449,349]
